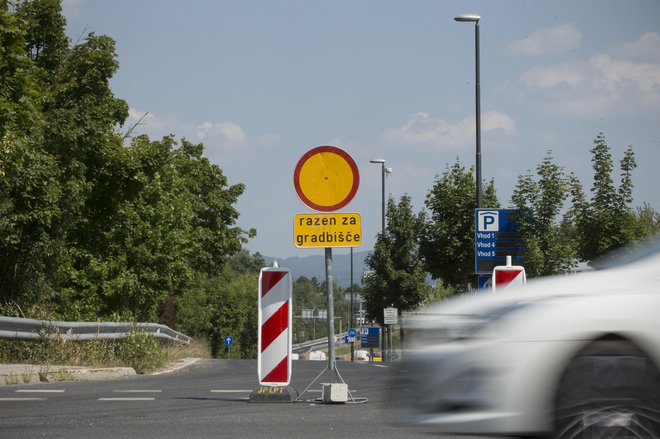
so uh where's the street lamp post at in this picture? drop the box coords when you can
[454,13,482,209]
[369,158,391,362]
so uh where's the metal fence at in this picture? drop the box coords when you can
[0,316,192,344]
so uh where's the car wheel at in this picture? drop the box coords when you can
[553,340,660,438]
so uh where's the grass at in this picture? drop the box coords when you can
[0,332,212,375]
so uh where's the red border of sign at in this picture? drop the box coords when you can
[293,145,360,212]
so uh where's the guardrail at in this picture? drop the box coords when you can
[0,316,192,345]
[292,332,348,353]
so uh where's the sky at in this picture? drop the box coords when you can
[61,0,660,259]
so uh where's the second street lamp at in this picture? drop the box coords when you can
[454,13,482,209]
[369,158,391,362]
[369,159,386,235]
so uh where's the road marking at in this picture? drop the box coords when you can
[373,365,388,368]
[0,398,48,401]
[98,397,156,401]
[15,389,66,393]
[113,390,162,393]
[306,389,358,393]
[210,390,252,393]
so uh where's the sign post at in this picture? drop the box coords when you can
[293,146,360,373]
[292,146,361,403]
[475,209,526,279]
[360,327,381,362]
[224,336,233,358]
[383,307,398,362]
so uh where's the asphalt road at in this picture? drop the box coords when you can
[0,359,502,439]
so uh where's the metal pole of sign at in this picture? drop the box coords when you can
[325,247,336,372]
[350,248,355,362]
[390,325,394,361]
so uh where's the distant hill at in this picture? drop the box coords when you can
[263,251,371,288]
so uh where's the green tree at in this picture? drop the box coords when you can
[631,203,660,238]
[362,195,428,324]
[15,0,68,73]
[57,135,193,321]
[0,3,42,136]
[177,250,263,359]
[0,0,84,304]
[510,151,577,276]
[0,133,61,304]
[571,133,639,262]
[0,1,264,361]
[420,160,499,291]
[173,139,247,275]
[57,135,247,323]
[0,2,252,343]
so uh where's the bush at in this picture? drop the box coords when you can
[0,328,167,374]
[115,330,166,374]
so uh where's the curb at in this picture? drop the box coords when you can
[0,364,136,386]
[0,358,203,386]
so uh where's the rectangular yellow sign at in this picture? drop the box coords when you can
[293,213,362,248]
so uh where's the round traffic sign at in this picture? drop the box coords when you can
[293,146,359,212]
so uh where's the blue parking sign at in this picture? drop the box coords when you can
[475,209,525,274]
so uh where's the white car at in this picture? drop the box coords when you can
[401,240,660,438]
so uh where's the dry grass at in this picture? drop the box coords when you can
[0,334,212,375]
[162,339,212,362]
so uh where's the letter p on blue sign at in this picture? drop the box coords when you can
[478,211,499,232]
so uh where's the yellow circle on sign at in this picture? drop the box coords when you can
[299,152,353,207]
[293,146,360,212]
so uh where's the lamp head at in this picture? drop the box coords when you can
[369,159,386,164]
[454,13,480,22]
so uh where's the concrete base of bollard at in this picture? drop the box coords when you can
[249,385,298,403]
[322,383,348,404]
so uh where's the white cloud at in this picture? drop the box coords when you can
[520,63,585,88]
[195,121,247,148]
[121,110,269,159]
[122,109,256,153]
[383,112,461,147]
[589,54,660,103]
[508,23,582,56]
[618,32,660,62]
[61,0,86,18]
[127,108,164,129]
[515,33,660,117]
[122,108,167,139]
[482,112,518,135]
[383,111,517,150]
